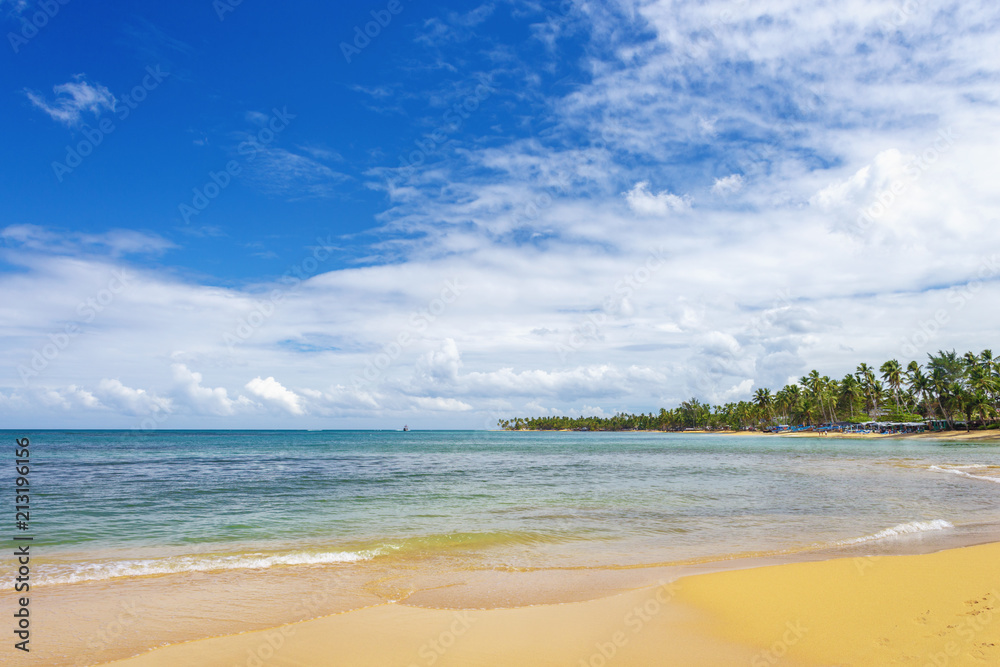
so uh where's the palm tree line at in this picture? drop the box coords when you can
[498,349,1000,432]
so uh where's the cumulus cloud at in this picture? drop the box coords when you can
[712,379,754,404]
[416,338,463,382]
[245,376,305,415]
[94,379,171,416]
[809,138,963,244]
[47,385,102,410]
[623,181,692,216]
[172,364,249,416]
[25,76,116,127]
[810,150,916,222]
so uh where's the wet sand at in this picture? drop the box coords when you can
[93,542,1000,666]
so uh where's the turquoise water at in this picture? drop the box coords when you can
[6,430,1000,585]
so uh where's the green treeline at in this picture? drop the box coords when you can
[498,349,1000,432]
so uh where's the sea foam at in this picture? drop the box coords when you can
[37,548,384,586]
[928,464,1000,484]
[839,519,954,545]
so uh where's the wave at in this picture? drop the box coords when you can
[37,548,386,586]
[837,519,953,546]
[928,464,1000,484]
[35,530,589,586]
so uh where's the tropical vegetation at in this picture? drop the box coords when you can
[498,349,1000,432]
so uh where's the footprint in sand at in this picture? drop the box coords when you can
[963,596,994,616]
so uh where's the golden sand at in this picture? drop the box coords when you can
[778,430,1000,442]
[678,542,1000,666]
[99,542,1000,667]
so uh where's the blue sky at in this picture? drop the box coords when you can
[2,0,999,428]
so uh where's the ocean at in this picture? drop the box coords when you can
[5,430,1000,664]
[15,430,1000,584]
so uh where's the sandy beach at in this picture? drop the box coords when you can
[699,429,1000,443]
[552,429,1000,443]
[95,542,1000,667]
[775,430,1000,443]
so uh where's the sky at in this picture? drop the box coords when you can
[1,0,999,429]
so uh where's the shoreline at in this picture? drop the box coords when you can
[94,540,1000,666]
[539,428,1000,442]
[12,520,1000,666]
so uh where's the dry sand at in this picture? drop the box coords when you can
[99,542,1000,667]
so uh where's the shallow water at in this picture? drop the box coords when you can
[5,430,1000,665]
[10,430,1000,583]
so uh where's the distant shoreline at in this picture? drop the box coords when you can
[521,428,1000,442]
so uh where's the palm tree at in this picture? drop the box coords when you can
[880,359,903,413]
[968,366,998,399]
[776,384,801,424]
[754,388,773,425]
[799,396,819,426]
[962,352,981,380]
[905,361,923,410]
[966,391,997,427]
[801,370,834,424]
[839,374,862,419]
[908,367,930,414]
[979,349,996,382]
[856,363,877,416]
[927,350,966,427]
[929,368,955,426]
[735,402,752,429]
[822,376,839,422]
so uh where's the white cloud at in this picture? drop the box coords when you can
[25,76,116,127]
[64,386,101,409]
[712,379,755,404]
[412,396,473,411]
[701,331,741,357]
[711,174,744,196]
[172,364,249,416]
[3,1,1000,428]
[697,116,718,136]
[416,338,463,382]
[809,140,965,243]
[623,181,692,216]
[1,224,174,256]
[245,377,305,415]
[94,379,171,416]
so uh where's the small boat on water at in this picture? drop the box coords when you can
[402,425,409,431]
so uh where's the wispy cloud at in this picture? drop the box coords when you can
[1,225,175,257]
[25,76,116,127]
[243,147,350,199]
[416,3,497,46]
